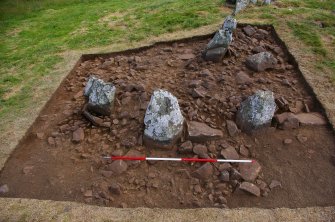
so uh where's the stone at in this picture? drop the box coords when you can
[235,71,253,85]
[179,141,193,153]
[239,145,249,157]
[72,128,85,143]
[236,91,276,132]
[239,160,261,182]
[252,46,266,53]
[230,168,242,180]
[36,132,44,140]
[83,190,93,197]
[192,163,214,181]
[295,113,327,126]
[269,180,282,190]
[179,54,196,60]
[193,144,209,158]
[107,160,128,175]
[263,0,271,5]
[296,134,307,143]
[219,170,230,182]
[202,16,236,62]
[187,121,223,142]
[243,25,256,36]
[0,184,9,194]
[245,52,277,72]
[226,120,239,137]
[109,182,121,195]
[191,86,207,98]
[84,76,116,116]
[221,147,239,160]
[234,0,251,14]
[143,90,184,148]
[47,137,55,146]
[22,166,34,175]
[283,138,293,145]
[239,182,260,197]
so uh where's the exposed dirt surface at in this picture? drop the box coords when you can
[0,26,334,209]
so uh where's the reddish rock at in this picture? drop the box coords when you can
[221,147,239,160]
[191,86,207,98]
[239,160,261,182]
[107,160,128,175]
[36,133,44,140]
[243,25,256,36]
[283,138,293,145]
[187,121,223,142]
[235,71,253,85]
[83,190,93,197]
[47,137,56,146]
[179,54,196,60]
[269,180,282,190]
[295,112,327,126]
[179,141,193,153]
[218,163,231,172]
[192,163,213,181]
[275,112,299,130]
[188,80,202,88]
[239,145,250,157]
[193,144,209,158]
[72,128,85,143]
[239,182,260,197]
[109,182,121,195]
[252,46,266,54]
[226,120,239,137]
[22,166,34,175]
[296,134,308,143]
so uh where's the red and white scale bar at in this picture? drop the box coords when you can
[103,156,253,163]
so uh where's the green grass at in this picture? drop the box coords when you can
[0,0,335,121]
[0,0,226,118]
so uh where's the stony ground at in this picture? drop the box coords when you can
[1,25,334,209]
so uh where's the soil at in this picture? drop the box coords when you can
[0,25,334,209]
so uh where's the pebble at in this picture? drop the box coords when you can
[192,163,213,181]
[283,138,293,145]
[107,160,128,175]
[239,160,262,182]
[221,147,239,160]
[269,180,282,190]
[296,134,308,143]
[0,184,9,194]
[219,170,230,182]
[109,182,121,195]
[239,182,260,197]
[187,121,223,142]
[72,127,85,143]
[83,190,93,197]
[226,120,239,137]
[193,144,209,158]
[179,141,193,153]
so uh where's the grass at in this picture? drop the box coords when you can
[0,0,334,124]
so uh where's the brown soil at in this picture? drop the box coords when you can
[0,25,334,209]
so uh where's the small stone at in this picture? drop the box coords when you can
[219,163,231,172]
[179,54,196,60]
[230,168,242,180]
[193,144,209,158]
[191,86,207,98]
[22,166,34,175]
[221,147,239,160]
[295,113,327,126]
[226,120,239,137]
[194,184,202,193]
[72,128,85,143]
[235,71,253,85]
[84,190,93,197]
[124,149,143,166]
[187,121,223,142]
[107,160,128,175]
[243,25,256,36]
[239,145,249,157]
[297,134,308,143]
[269,180,282,190]
[252,46,266,53]
[246,52,277,72]
[0,184,9,194]
[239,160,261,182]
[179,141,193,153]
[109,182,121,195]
[283,139,293,145]
[36,132,44,140]
[239,182,260,197]
[219,170,230,182]
[192,163,214,181]
[218,196,227,204]
[47,137,55,146]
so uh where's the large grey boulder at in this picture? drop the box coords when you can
[234,0,250,14]
[245,52,277,72]
[263,0,271,5]
[84,76,116,116]
[202,16,237,62]
[143,90,184,148]
[236,91,276,132]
